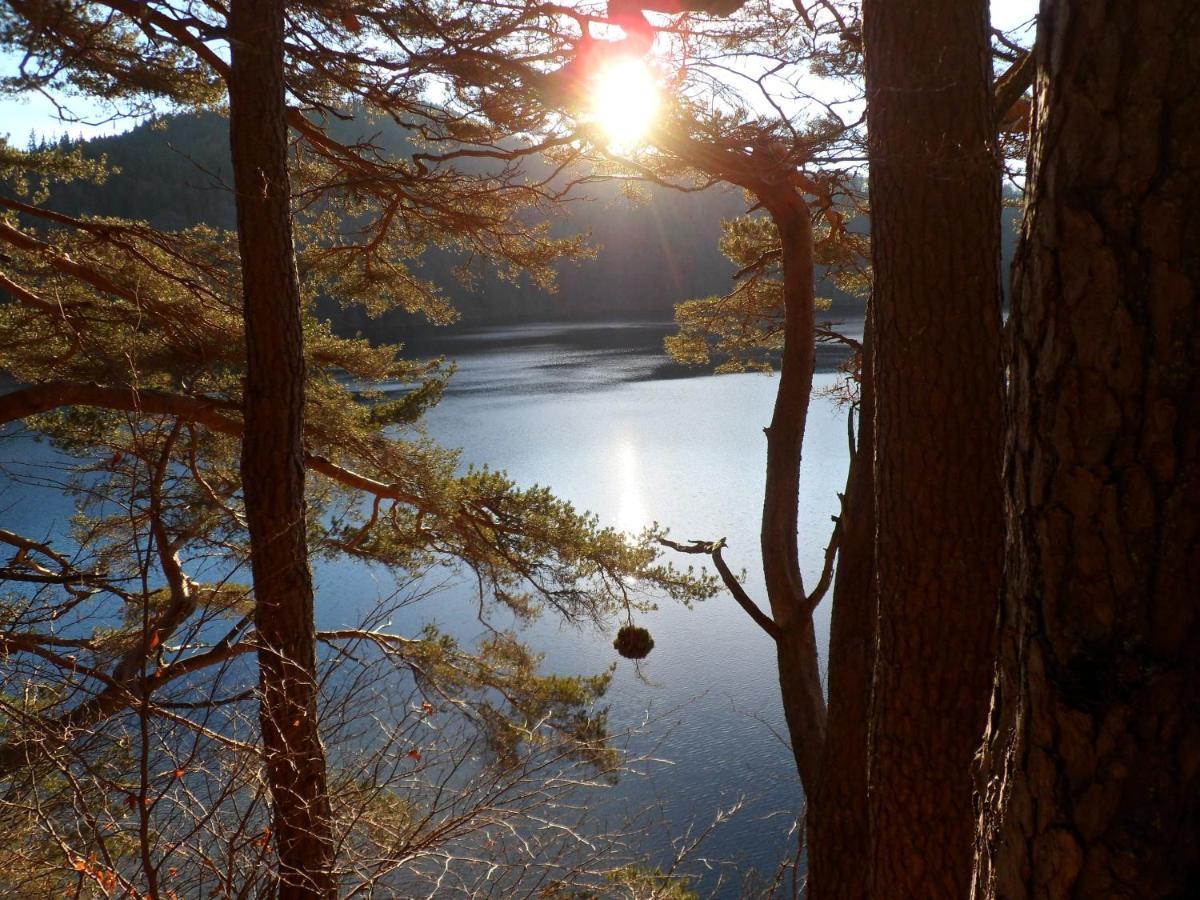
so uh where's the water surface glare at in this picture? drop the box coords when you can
[344,321,852,883]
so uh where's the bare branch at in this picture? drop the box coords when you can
[803,514,842,611]
[657,537,781,641]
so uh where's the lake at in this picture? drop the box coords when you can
[0,319,856,892]
[397,320,853,884]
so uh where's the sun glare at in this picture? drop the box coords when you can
[590,57,660,149]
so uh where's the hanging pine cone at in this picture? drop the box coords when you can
[613,624,654,660]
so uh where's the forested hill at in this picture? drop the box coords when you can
[30,112,1018,337]
[35,111,766,336]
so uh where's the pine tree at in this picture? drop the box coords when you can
[0,2,713,893]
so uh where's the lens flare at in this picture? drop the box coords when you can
[590,57,660,148]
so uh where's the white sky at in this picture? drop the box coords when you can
[0,0,1038,143]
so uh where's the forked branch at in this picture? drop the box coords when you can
[657,537,782,641]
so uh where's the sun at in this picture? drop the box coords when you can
[590,57,660,149]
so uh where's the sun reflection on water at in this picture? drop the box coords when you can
[614,437,647,535]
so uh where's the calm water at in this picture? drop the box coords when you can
[391,321,851,882]
[0,320,855,891]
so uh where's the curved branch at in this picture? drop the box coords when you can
[96,0,232,80]
[658,537,781,641]
[0,527,129,602]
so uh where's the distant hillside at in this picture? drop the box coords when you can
[43,112,239,232]
[30,112,1019,338]
[38,112,766,336]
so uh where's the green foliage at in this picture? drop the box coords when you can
[0,49,716,893]
[604,867,700,900]
[613,624,655,660]
[0,2,223,112]
[0,136,109,203]
[665,211,867,373]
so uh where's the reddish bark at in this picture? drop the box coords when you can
[973,1,1200,896]
[862,0,1005,895]
[760,191,828,791]
[228,0,335,895]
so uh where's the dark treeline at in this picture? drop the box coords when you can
[30,111,1020,340]
[33,111,743,333]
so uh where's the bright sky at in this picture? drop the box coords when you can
[0,1,1038,143]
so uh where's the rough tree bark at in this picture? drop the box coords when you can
[807,313,875,900]
[227,0,336,896]
[862,0,1005,896]
[972,1,1200,897]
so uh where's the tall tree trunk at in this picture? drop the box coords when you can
[227,1,335,896]
[762,191,828,792]
[972,2,1200,897]
[807,312,876,900]
[862,0,1005,896]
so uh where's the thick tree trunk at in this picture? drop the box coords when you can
[761,192,828,792]
[227,1,336,896]
[807,313,875,900]
[862,1,1005,896]
[972,2,1200,897]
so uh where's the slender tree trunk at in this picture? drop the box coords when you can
[807,312,875,900]
[972,2,1200,897]
[227,1,335,896]
[761,192,828,792]
[862,1,1005,895]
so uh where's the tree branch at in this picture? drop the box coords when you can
[0,381,423,507]
[994,50,1034,123]
[803,514,841,612]
[658,537,782,641]
[0,634,257,776]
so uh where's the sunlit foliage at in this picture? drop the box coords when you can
[0,2,724,892]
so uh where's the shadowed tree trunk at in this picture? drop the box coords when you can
[807,312,875,900]
[972,1,1200,897]
[227,0,336,896]
[761,189,828,792]
[631,71,882,895]
[862,0,1005,896]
